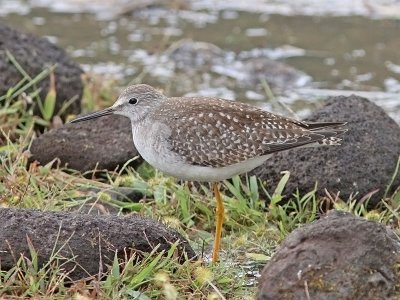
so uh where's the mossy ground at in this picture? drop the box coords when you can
[1,74,400,299]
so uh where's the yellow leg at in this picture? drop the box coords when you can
[212,183,224,263]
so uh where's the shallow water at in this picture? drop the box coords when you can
[1,0,399,121]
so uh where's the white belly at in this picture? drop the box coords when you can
[132,122,270,182]
[155,155,271,182]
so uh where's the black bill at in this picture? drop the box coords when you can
[69,107,115,123]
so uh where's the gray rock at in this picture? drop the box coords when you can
[0,208,195,281]
[0,24,83,119]
[258,210,400,300]
[241,58,312,88]
[28,115,140,172]
[252,95,400,205]
[68,187,145,215]
[166,39,311,90]
[168,39,225,69]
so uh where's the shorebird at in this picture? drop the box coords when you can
[70,84,346,262]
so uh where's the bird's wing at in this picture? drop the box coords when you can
[154,97,340,168]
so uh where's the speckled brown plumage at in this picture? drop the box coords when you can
[150,97,346,168]
[71,83,347,174]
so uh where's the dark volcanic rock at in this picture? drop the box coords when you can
[258,210,400,300]
[0,208,195,281]
[0,24,83,118]
[28,115,140,172]
[252,95,400,205]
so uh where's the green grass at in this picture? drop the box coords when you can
[1,72,400,299]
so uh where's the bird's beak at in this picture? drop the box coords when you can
[69,107,115,123]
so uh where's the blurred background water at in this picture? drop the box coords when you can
[1,0,400,120]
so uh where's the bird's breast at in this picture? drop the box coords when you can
[132,121,183,169]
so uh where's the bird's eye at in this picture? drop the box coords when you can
[129,98,138,105]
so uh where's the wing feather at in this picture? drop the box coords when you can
[151,97,344,167]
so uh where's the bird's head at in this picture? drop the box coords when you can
[70,84,166,124]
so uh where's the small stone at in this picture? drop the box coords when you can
[67,187,145,215]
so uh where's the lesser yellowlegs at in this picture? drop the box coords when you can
[70,84,346,262]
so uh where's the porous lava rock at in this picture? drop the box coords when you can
[258,210,400,300]
[0,24,83,118]
[252,95,400,205]
[28,115,140,172]
[0,208,195,281]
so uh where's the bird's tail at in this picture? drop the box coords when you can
[301,122,348,146]
[314,128,348,147]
